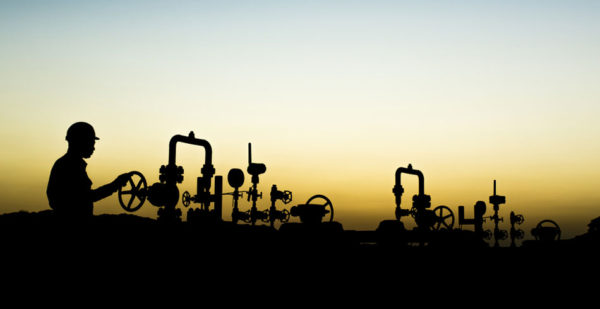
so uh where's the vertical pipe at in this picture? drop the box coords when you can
[197,176,202,208]
[215,176,222,221]
[458,206,465,226]
[248,143,252,164]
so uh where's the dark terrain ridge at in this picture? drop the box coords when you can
[1,210,598,263]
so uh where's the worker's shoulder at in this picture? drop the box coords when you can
[51,153,85,172]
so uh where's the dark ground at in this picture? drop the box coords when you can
[1,210,598,296]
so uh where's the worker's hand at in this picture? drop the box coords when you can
[112,173,131,191]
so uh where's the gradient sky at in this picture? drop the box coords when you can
[1,0,599,241]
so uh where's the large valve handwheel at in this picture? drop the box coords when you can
[306,194,334,222]
[118,171,148,212]
[533,220,561,241]
[432,205,455,230]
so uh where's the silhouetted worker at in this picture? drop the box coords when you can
[47,122,130,219]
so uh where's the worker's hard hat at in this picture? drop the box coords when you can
[66,122,99,142]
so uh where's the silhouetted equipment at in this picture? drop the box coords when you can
[392,164,454,231]
[225,168,251,224]
[290,195,334,225]
[222,144,291,227]
[228,168,245,188]
[488,180,508,247]
[182,191,192,207]
[245,143,269,225]
[509,211,525,247]
[33,124,600,254]
[247,143,267,180]
[458,201,487,237]
[116,132,222,224]
[278,194,344,250]
[171,132,221,223]
[531,220,561,241]
[267,184,292,226]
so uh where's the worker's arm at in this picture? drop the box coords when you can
[91,173,130,202]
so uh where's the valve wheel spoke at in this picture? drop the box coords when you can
[127,194,135,208]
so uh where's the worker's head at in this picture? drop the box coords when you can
[66,122,99,158]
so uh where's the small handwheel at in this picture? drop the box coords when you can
[305,194,334,222]
[242,210,252,223]
[483,230,493,240]
[510,212,525,225]
[281,209,290,223]
[260,209,271,223]
[432,205,455,230]
[515,214,524,225]
[513,229,525,239]
[495,229,508,240]
[282,191,293,204]
[182,191,191,207]
[410,207,418,218]
[118,171,147,212]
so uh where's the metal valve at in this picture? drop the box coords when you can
[510,212,524,225]
[117,171,148,212]
[495,229,508,241]
[531,220,561,241]
[290,195,334,225]
[281,191,292,204]
[512,229,524,239]
[182,191,192,207]
[267,208,291,223]
[483,230,493,240]
[247,188,262,201]
[488,180,506,247]
[509,211,525,247]
[159,164,184,184]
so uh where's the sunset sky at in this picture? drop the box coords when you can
[1,1,598,241]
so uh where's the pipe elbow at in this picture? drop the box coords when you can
[167,133,214,171]
[394,166,425,196]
